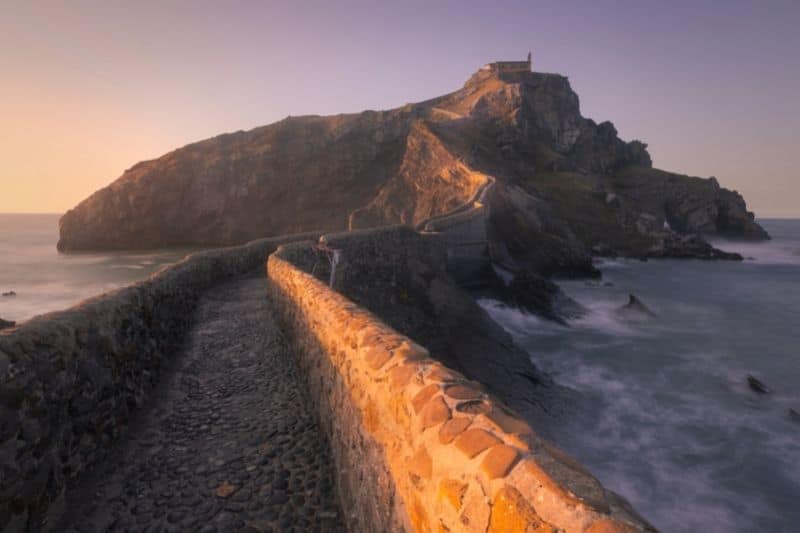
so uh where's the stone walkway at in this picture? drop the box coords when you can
[58,277,346,533]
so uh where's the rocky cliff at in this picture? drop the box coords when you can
[59,67,768,275]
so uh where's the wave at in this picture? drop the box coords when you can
[571,298,652,337]
[592,257,633,269]
[476,298,564,335]
[479,293,652,339]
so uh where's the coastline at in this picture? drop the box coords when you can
[481,220,800,532]
[0,214,195,323]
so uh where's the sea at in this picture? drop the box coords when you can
[0,214,190,322]
[481,219,800,532]
[2,213,798,531]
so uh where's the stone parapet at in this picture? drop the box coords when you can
[417,175,495,233]
[423,202,487,233]
[0,232,317,532]
[267,238,650,532]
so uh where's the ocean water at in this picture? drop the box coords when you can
[0,214,190,322]
[481,219,800,532]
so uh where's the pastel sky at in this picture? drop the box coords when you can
[1,0,798,216]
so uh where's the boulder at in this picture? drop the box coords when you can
[0,318,15,330]
[746,375,770,394]
[497,271,585,324]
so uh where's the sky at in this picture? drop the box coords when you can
[1,0,798,216]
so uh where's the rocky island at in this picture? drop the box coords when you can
[2,58,769,532]
[58,62,767,268]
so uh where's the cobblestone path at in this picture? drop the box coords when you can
[59,277,346,533]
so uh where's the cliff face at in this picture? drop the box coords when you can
[58,68,768,270]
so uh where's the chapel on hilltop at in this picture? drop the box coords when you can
[482,52,532,74]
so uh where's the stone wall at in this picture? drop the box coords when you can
[0,232,317,532]
[2,219,653,532]
[267,234,651,532]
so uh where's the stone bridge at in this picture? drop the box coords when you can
[416,175,496,287]
[0,225,650,532]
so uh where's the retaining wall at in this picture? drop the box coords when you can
[267,234,649,532]
[430,203,492,285]
[0,232,317,532]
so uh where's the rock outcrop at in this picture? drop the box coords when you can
[493,271,586,324]
[59,66,768,277]
[747,374,771,394]
[618,294,658,319]
[647,233,743,260]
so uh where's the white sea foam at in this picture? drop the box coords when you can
[592,257,633,269]
[540,343,783,532]
[571,299,650,337]
[478,294,650,338]
[476,298,565,336]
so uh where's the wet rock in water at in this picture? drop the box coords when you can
[501,271,585,324]
[618,293,657,318]
[1,290,16,297]
[0,318,14,330]
[747,374,770,394]
[789,409,800,423]
[649,234,743,261]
